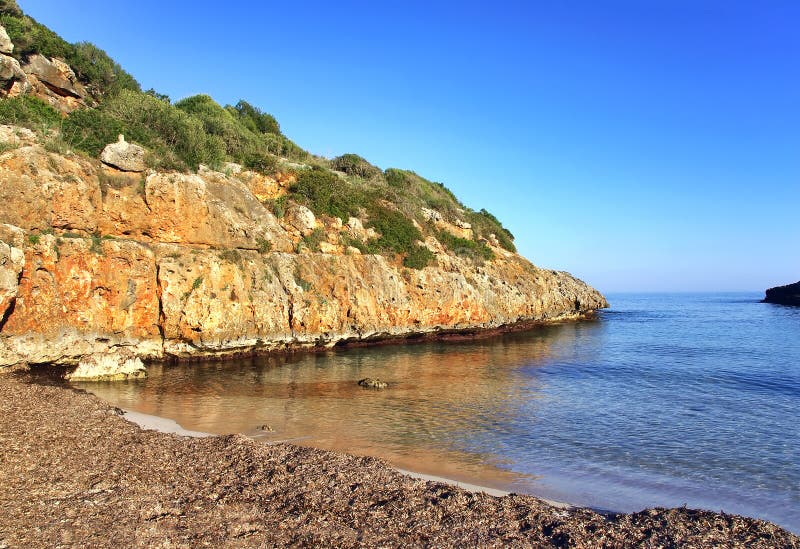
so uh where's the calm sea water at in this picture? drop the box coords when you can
[78,293,800,532]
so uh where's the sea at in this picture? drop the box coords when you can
[77,292,800,533]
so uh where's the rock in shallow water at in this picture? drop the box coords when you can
[358,378,387,389]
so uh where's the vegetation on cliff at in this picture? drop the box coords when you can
[0,0,515,270]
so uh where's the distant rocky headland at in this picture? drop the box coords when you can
[763,281,800,306]
[0,3,607,381]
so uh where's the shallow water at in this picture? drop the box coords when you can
[78,293,800,532]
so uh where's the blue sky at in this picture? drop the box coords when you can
[19,1,800,292]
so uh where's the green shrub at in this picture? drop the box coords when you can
[176,94,260,161]
[290,166,371,220]
[366,206,423,255]
[0,12,71,60]
[89,232,103,255]
[294,268,312,291]
[62,107,124,156]
[218,248,242,264]
[270,196,287,218]
[0,1,23,16]
[467,208,516,252]
[298,228,325,252]
[331,153,381,179]
[256,237,272,254]
[436,230,494,262]
[0,95,61,131]
[403,244,435,269]
[231,100,280,135]
[242,149,277,174]
[69,42,140,96]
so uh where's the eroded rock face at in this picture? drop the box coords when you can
[100,135,146,172]
[0,134,608,374]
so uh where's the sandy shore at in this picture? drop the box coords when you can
[1,375,797,548]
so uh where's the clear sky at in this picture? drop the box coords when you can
[18,0,800,292]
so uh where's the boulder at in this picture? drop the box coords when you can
[100,135,146,172]
[763,281,800,306]
[286,204,317,236]
[0,53,26,89]
[0,24,13,54]
[65,348,147,381]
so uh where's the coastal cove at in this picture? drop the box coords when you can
[74,292,800,534]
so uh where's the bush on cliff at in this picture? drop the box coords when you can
[0,95,61,130]
[331,153,382,180]
[291,166,372,220]
[467,209,516,253]
[366,206,423,255]
[435,230,495,262]
[402,244,435,269]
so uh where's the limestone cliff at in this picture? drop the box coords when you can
[0,132,607,373]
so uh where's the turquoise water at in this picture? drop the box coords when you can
[80,292,800,532]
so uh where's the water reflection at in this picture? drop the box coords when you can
[79,321,597,491]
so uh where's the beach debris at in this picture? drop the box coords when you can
[358,377,387,389]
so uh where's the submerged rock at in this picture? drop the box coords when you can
[763,281,800,306]
[358,378,387,389]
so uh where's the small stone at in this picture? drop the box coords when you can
[258,424,274,432]
[100,135,146,172]
[358,378,387,390]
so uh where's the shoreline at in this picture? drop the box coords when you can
[121,407,572,506]
[2,375,797,547]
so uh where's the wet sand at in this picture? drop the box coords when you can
[1,375,797,548]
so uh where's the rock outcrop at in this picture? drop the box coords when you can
[763,281,800,306]
[0,25,13,55]
[22,54,88,111]
[0,131,607,378]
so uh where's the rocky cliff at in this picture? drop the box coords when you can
[0,10,607,379]
[763,281,800,306]
[0,129,607,376]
